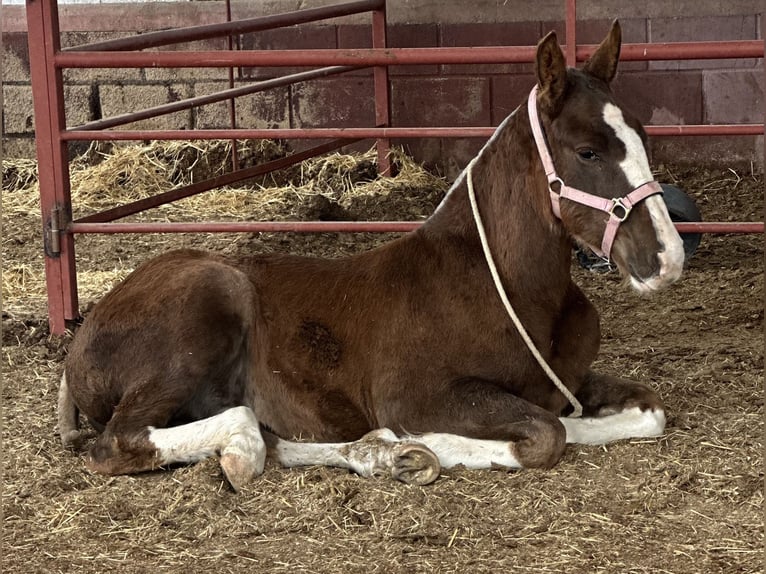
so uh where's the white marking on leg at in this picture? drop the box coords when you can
[603,103,685,286]
[269,428,440,485]
[58,371,83,448]
[273,430,537,472]
[558,407,666,445]
[273,431,523,473]
[148,406,266,474]
[268,435,375,469]
[413,433,522,470]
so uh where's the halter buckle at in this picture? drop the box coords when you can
[610,198,631,222]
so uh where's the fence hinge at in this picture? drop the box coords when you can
[46,206,63,256]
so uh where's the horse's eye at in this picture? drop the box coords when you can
[578,149,599,161]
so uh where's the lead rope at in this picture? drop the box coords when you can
[466,158,583,418]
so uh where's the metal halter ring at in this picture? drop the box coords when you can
[609,198,631,222]
[548,177,564,194]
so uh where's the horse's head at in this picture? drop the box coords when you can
[533,21,684,293]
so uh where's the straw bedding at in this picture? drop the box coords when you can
[2,141,762,573]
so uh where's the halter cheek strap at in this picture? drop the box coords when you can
[527,86,663,260]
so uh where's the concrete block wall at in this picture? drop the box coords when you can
[2,0,763,170]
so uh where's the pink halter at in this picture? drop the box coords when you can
[527,86,662,260]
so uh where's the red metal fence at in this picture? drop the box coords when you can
[26,0,765,334]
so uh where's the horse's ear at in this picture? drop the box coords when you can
[582,20,622,83]
[535,31,567,116]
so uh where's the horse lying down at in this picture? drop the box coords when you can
[59,21,684,490]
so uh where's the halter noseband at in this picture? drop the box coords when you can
[527,86,663,260]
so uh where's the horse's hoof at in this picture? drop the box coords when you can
[391,442,441,486]
[220,446,264,492]
[220,452,257,492]
[61,430,85,450]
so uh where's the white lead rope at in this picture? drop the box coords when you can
[466,158,583,418]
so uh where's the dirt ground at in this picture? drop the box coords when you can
[2,145,763,573]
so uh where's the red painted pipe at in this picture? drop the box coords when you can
[54,41,763,69]
[61,127,494,141]
[27,0,80,333]
[674,222,764,234]
[70,0,386,52]
[61,124,764,141]
[69,221,422,234]
[607,41,764,62]
[647,124,764,136]
[53,46,543,68]
[73,66,359,132]
[372,4,391,175]
[565,0,577,66]
[68,221,763,235]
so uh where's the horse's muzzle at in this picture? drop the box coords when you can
[628,240,684,294]
[629,265,681,294]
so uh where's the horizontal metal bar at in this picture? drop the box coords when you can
[585,40,763,61]
[72,66,359,131]
[67,221,763,235]
[646,124,764,136]
[74,138,358,223]
[674,222,764,234]
[61,124,764,141]
[54,41,762,69]
[53,46,538,68]
[66,0,385,52]
[62,127,494,140]
[69,221,422,234]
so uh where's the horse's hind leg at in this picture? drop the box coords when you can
[559,370,666,445]
[265,428,441,486]
[87,405,266,491]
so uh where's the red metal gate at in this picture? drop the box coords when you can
[25,0,765,334]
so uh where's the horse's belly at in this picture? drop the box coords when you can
[246,368,373,442]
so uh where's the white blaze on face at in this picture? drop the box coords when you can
[602,103,685,291]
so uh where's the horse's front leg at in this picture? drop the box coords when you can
[264,428,441,486]
[379,382,568,470]
[543,282,665,445]
[558,370,666,445]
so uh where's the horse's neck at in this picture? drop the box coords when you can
[421,109,571,301]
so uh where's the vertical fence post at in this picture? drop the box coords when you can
[26,0,79,334]
[372,1,391,175]
[565,0,576,66]
[225,0,240,171]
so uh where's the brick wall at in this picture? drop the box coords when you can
[2,1,763,170]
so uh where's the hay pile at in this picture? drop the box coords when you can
[2,140,448,314]
[5,139,446,221]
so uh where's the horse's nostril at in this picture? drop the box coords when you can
[628,257,661,283]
